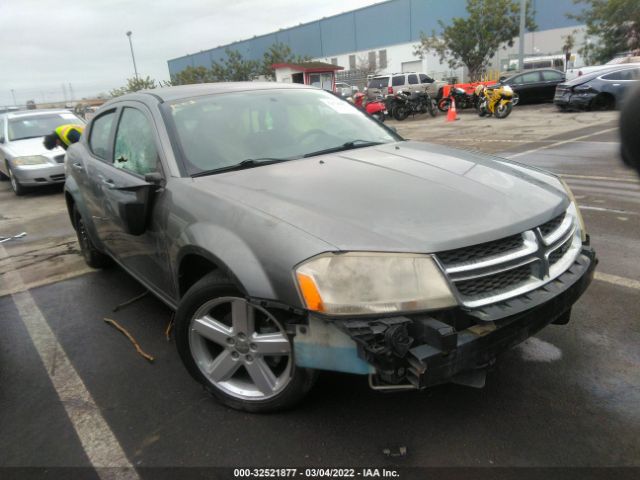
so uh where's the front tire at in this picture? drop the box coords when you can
[7,164,26,196]
[175,272,317,412]
[437,98,451,112]
[393,106,410,121]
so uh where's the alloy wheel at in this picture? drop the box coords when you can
[188,297,292,401]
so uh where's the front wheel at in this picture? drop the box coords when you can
[495,101,513,119]
[7,164,26,196]
[437,98,451,112]
[175,272,317,412]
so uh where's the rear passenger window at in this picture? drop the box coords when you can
[89,111,115,160]
[602,69,637,81]
[542,71,563,81]
[392,75,404,86]
[407,74,418,85]
[521,72,542,83]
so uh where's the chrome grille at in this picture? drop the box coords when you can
[539,213,565,237]
[438,234,523,265]
[436,207,582,309]
[455,264,532,297]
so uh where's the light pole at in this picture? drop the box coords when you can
[11,89,16,106]
[126,31,139,80]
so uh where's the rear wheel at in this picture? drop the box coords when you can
[74,206,111,268]
[175,273,317,412]
[428,99,438,117]
[495,102,513,119]
[590,94,614,111]
[393,106,410,121]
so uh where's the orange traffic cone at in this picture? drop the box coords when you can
[446,98,458,122]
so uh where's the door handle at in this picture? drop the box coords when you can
[99,176,116,189]
[72,162,84,171]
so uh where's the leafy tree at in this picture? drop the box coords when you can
[110,76,159,97]
[261,42,312,79]
[210,48,261,81]
[172,66,215,85]
[414,0,537,81]
[562,32,577,66]
[570,0,640,65]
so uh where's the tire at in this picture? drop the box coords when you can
[477,100,488,117]
[175,272,317,413]
[512,94,520,106]
[73,206,111,268]
[393,106,410,121]
[7,164,26,196]
[437,98,451,112]
[590,94,614,111]
[372,112,385,123]
[495,102,513,119]
[428,99,438,117]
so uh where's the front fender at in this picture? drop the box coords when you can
[64,175,105,251]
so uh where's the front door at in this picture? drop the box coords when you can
[91,104,174,298]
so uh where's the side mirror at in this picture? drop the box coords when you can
[144,171,164,187]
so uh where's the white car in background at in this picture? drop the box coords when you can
[0,109,84,195]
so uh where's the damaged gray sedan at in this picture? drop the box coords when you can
[64,83,596,412]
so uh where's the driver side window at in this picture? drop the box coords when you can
[113,107,158,176]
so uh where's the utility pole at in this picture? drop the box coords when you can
[126,31,139,80]
[518,0,526,71]
[69,83,74,102]
[11,89,16,105]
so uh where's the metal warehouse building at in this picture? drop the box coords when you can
[167,0,586,82]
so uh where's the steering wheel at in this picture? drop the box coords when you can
[298,129,328,143]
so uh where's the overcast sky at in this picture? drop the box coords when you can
[0,0,378,106]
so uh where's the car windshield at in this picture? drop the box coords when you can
[166,88,398,176]
[8,113,84,141]
[367,77,389,89]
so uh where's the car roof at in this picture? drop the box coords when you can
[3,108,76,119]
[104,82,316,106]
[566,64,640,84]
[504,68,564,79]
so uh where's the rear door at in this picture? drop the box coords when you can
[508,71,543,102]
[90,102,174,297]
[407,73,420,94]
[540,70,565,101]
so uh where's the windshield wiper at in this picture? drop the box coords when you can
[303,140,384,158]
[191,158,291,177]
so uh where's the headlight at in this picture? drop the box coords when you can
[13,155,49,166]
[560,177,587,242]
[295,252,457,315]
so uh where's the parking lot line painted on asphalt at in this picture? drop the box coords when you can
[506,127,619,159]
[0,243,139,479]
[594,272,640,291]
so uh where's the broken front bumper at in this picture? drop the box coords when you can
[294,246,596,388]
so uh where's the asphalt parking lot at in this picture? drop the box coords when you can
[1,104,639,476]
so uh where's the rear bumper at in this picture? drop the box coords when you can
[308,245,596,388]
[554,92,596,110]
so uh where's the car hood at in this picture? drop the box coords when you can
[4,137,64,158]
[193,141,568,252]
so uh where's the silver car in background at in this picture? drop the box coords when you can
[0,109,85,195]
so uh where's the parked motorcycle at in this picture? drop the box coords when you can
[352,92,387,122]
[389,90,437,121]
[475,84,516,119]
[438,87,478,112]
